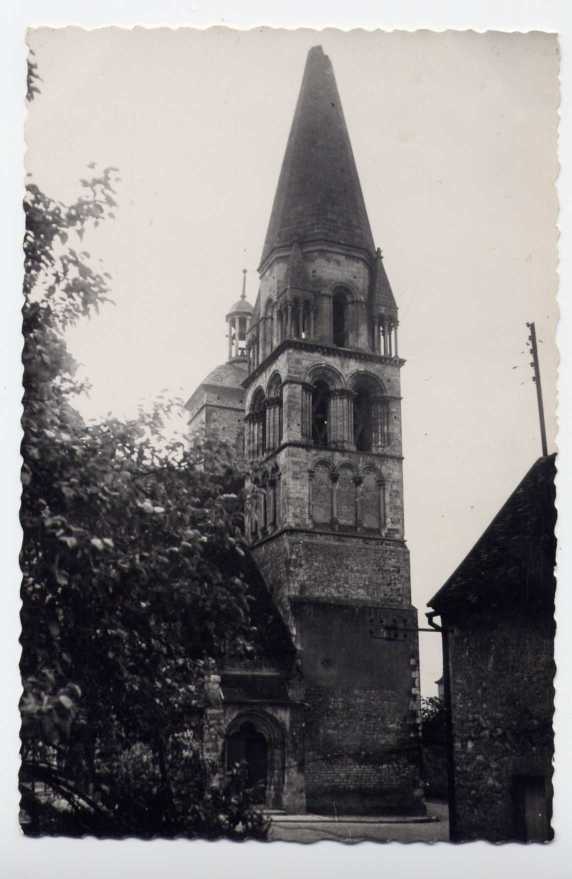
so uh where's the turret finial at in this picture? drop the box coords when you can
[241,268,247,300]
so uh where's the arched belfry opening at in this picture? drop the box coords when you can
[224,713,285,809]
[248,387,267,458]
[226,269,254,362]
[332,287,350,348]
[354,384,373,452]
[311,380,330,447]
[351,373,388,453]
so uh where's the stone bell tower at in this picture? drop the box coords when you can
[186,272,253,452]
[242,46,423,815]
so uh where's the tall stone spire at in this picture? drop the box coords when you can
[260,45,375,268]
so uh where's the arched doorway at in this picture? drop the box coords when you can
[224,713,285,808]
[226,722,268,804]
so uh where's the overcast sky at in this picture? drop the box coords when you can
[26,27,559,695]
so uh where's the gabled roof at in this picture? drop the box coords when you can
[429,455,557,614]
[260,45,375,268]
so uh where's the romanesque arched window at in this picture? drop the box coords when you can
[264,300,275,356]
[354,385,372,451]
[249,387,266,458]
[266,465,281,531]
[333,287,350,347]
[311,380,330,448]
[266,373,283,451]
[351,374,388,452]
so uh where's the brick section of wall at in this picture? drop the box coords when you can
[446,610,555,841]
[296,601,424,814]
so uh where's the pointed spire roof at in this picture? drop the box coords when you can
[260,46,375,268]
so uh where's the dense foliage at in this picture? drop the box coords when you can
[20,160,267,838]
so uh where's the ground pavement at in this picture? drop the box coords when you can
[267,800,449,844]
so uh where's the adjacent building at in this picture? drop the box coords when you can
[428,454,556,842]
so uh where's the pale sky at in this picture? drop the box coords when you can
[26,27,559,695]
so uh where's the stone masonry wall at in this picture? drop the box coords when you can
[446,609,555,841]
[257,247,372,349]
[253,530,411,614]
[295,600,424,814]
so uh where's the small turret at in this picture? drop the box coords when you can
[371,248,399,356]
[226,269,254,361]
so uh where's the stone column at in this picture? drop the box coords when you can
[371,394,388,451]
[266,398,281,450]
[330,389,354,448]
[266,402,275,450]
[301,383,313,442]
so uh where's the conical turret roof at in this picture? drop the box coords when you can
[260,46,375,268]
[372,248,398,315]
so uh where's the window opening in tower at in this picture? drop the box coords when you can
[312,380,330,447]
[333,288,349,347]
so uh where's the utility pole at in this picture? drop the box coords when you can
[526,321,548,457]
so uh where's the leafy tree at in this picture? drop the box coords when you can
[420,696,446,725]
[21,81,268,839]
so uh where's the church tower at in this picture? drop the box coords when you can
[186,271,253,452]
[242,46,424,815]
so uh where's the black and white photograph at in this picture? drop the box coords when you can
[15,21,561,853]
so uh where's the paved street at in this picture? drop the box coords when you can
[268,800,449,844]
